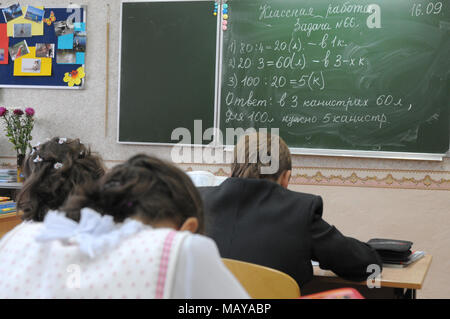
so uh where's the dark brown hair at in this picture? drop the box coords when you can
[17,137,105,222]
[62,154,205,233]
[231,132,292,181]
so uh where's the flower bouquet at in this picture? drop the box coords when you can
[0,107,36,182]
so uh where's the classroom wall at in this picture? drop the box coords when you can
[0,0,449,298]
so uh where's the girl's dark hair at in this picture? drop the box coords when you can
[62,154,205,234]
[17,137,105,222]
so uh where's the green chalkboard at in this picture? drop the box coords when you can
[119,1,217,144]
[220,0,450,154]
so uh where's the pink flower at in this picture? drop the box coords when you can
[25,108,35,117]
[13,109,24,116]
[0,107,7,117]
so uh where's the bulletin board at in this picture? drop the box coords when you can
[0,4,86,89]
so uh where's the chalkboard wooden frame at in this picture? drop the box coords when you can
[118,0,449,161]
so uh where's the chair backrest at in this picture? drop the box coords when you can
[222,258,301,299]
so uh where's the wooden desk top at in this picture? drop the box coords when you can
[313,255,432,290]
[0,212,22,239]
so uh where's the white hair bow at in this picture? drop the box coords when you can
[33,155,43,163]
[36,208,145,258]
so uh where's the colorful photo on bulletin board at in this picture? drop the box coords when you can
[0,5,86,89]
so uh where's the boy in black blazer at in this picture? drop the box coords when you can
[199,132,382,287]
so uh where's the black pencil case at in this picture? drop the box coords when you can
[367,238,413,263]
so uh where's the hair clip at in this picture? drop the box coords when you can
[59,138,67,144]
[33,156,43,163]
[54,162,63,170]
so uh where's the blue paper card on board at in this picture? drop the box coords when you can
[76,52,85,64]
[74,22,85,32]
[58,33,74,49]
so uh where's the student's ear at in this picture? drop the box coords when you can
[179,217,199,233]
[278,170,291,188]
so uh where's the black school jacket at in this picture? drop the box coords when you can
[199,178,382,287]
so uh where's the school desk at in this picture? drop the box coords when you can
[301,255,432,299]
[0,211,22,239]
